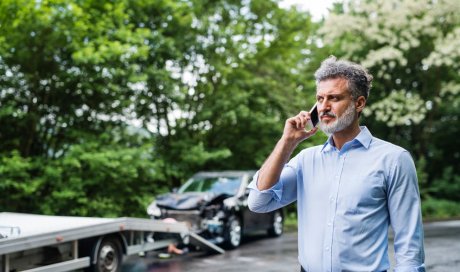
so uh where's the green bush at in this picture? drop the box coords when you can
[421,198,460,220]
[427,167,460,202]
[0,151,38,212]
[0,141,168,218]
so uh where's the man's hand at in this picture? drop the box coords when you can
[282,111,319,144]
[256,111,318,191]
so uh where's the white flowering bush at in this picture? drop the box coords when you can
[320,0,460,196]
[320,0,459,125]
[364,90,427,126]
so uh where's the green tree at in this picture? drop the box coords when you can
[319,0,460,202]
[0,0,195,214]
[121,0,328,184]
[0,0,326,216]
[153,1,327,177]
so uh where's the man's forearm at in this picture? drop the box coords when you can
[257,137,298,191]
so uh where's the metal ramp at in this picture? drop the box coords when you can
[120,217,225,254]
[189,232,225,254]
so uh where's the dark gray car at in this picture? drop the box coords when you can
[147,171,283,249]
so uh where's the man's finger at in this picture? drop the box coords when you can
[298,111,310,128]
[304,126,319,136]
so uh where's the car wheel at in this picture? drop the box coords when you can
[91,237,122,272]
[224,215,242,249]
[267,210,283,237]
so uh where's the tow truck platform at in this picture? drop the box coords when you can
[0,212,224,272]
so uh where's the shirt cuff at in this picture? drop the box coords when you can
[394,264,425,272]
[247,171,283,202]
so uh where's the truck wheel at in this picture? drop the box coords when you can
[267,210,283,237]
[224,215,242,249]
[93,238,122,272]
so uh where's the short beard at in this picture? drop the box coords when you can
[319,102,357,136]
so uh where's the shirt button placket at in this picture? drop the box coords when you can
[327,152,346,271]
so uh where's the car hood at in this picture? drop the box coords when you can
[156,192,222,210]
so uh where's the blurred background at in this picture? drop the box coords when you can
[0,0,458,224]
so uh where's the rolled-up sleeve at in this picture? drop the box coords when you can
[388,151,425,271]
[247,163,298,213]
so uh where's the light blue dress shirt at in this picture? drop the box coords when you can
[248,127,425,272]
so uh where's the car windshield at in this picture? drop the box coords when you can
[178,176,242,195]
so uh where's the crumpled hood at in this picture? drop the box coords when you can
[156,192,217,210]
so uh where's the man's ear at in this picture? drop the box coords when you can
[355,96,366,114]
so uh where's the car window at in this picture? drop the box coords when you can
[179,176,241,195]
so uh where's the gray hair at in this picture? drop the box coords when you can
[314,56,373,100]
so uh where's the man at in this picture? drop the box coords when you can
[247,56,425,272]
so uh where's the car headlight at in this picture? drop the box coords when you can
[223,197,237,208]
[147,202,162,217]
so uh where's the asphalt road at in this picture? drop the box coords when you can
[122,220,460,272]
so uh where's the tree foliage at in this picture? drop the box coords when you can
[0,0,458,218]
[0,0,323,216]
[320,0,460,202]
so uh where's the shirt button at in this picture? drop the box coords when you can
[330,197,335,202]
[325,246,330,251]
[327,222,332,226]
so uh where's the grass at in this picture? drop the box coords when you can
[284,212,298,232]
[421,198,460,221]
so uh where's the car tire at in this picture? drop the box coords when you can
[223,215,242,249]
[267,210,283,237]
[91,237,123,272]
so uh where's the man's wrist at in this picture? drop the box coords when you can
[279,135,300,150]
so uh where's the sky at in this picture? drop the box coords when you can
[279,0,338,21]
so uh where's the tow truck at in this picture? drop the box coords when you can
[0,212,224,272]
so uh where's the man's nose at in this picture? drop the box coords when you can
[318,100,331,113]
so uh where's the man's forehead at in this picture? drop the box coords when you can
[316,78,349,95]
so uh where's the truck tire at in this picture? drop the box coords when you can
[267,210,283,237]
[92,237,123,272]
[223,215,242,249]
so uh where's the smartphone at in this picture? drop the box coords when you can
[307,103,319,129]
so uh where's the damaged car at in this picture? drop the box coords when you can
[147,171,284,249]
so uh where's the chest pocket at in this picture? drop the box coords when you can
[337,172,387,215]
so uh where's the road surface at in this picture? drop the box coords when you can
[122,220,460,272]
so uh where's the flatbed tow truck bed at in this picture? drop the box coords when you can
[0,212,224,272]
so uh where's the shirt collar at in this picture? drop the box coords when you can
[354,126,372,149]
[320,126,373,152]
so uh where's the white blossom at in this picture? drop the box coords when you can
[423,27,460,69]
[320,0,459,127]
[365,90,427,126]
